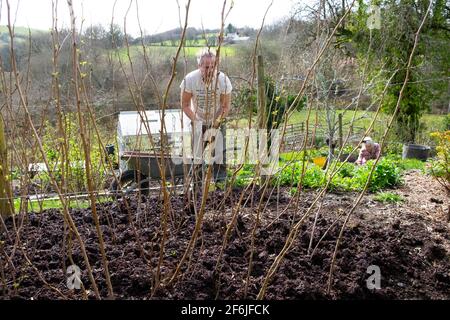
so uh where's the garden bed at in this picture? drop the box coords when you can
[1,172,449,300]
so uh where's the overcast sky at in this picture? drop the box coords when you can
[0,0,303,36]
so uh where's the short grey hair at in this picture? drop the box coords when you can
[196,48,216,65]
[362,136,373,145]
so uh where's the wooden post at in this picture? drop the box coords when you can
[338,113,343,148]
[0,116,13,218]
[257,55,268,181]
[257,55,266,130]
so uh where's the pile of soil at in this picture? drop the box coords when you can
[1,172,449,300]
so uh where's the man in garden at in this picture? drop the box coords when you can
[355,137,381,165]
[180,48,232,181]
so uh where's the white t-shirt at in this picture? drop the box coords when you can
[180,69,232,124]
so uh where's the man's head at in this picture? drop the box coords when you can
[197,48,216,82]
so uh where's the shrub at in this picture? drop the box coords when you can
[370,158,403,192]
[444,114,450,131]
[337,162,356,178]
[427,130,450,190]
[286,94,306,112]
[38,114,110,193]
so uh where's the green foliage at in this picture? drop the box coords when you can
[10,168,20,180]
[38,113,110,193]
[384,153,425,171]
[266,77,307,130]
[374,192,404,204]
[231,164,255,187]
[265,76,285,131]
[444,114,450,131]
[382,140,404,157]
[277,161,326,192]
[369,158,403,192]
[286,94,306,113]
[226,23,237,34]
[326,158,403,192]
[279,149,324,163]
[427,130,450,189]
[234,76,306,129]
[302,164,326,188]
[234,87,256,115]
[233,156,403,193]
[339,0,450,143]
[13,196,113,212]
[385,78,431,143]
[338,162,356,178]
[287,109,446,145]
[398,159,425,171]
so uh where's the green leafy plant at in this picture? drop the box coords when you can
[39,113,110,193]
[374,192,404,204]
[444,114,450,131]
[370,158,403,192]
[427,130,450,190]
[232,164,255,187]
[234,151,404,193]
[325,158,401,192]
[337,162,356,178]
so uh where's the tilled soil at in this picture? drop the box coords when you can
[1,174,449,300]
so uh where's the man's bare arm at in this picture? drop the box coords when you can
[220,93,231,118]
[213,93,231,128]
[181,90,196,121]
[216,93,231,119]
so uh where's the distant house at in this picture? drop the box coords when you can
[225,32,249,43]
